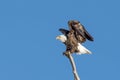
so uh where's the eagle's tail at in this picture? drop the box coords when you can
[77,43,92,55]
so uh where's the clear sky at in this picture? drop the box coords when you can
[0,0,120,80]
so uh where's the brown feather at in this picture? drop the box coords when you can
[68,20,94,43]
[64,30,79,54]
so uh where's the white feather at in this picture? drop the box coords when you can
[56,35,67,43]
[76,43,92,55]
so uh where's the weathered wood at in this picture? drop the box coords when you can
[67,52,80,80]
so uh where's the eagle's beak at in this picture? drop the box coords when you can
[56,36,60,40]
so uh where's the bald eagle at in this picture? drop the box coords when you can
[68,20,94,43]
[56,28,91,55]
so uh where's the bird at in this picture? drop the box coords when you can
[68,20,94,43]
[56,28,91,55]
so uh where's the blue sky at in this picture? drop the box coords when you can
[0,0,120,80]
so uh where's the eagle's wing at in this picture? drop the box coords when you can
[71,23,94,42]
[81,25,94,41]
[71,25,86,39]
[59,28,69,36]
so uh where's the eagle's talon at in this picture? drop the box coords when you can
[63,51,70,58]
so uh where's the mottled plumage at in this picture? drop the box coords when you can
[57,28,91,55]
[59,29,78,54]
[68,20,94,43]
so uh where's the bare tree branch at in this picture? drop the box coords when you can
[66,52,80,80]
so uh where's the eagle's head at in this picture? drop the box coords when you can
[56,35,67,43]
[68,20,81,29]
